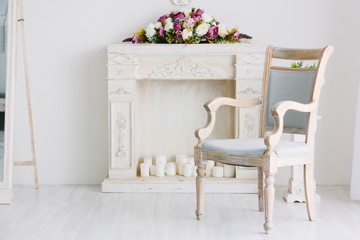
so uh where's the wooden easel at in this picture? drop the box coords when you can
[13,0,38,189]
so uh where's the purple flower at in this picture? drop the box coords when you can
[190,13,201,22]
[173,12,185,19]
[176,30,182,40]
[174,22,181,30]
[206,26,218,39]
[233,31,240,40]
[132,35,139,43]
[196,9,204,15]
[157,26,165,38]
[184,17,195,28]
[216,21,220,25]
[158,15,168,22]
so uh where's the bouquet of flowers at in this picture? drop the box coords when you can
[123,8,252,44]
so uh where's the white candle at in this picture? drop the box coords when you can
[166,163,176,176]
[224,164,236,178]
[156,155,167,166]
[150,165,156,176]
[156,164,165,177]
[188,156,195,165]
[176,154,187,174]
[143,155,153,166]
[183,163,193,177]
[206,160,215,176]
[192,165,198,176]
[178,157,188,175]
[140,163,150,177]
[215,162,224,167]
[212,166,224,178]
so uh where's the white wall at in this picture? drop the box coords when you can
[13,0,360,185]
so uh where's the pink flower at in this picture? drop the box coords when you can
[196,9,204,15]
[184,17,195,28]
[206,26,218,39]
[158,15,168,22]
[174,22,181,30]
[176,30,182,40]
[233,31,240,40]
[173,12,185,19]
[132,35,139,43]
[157,26,165,38]
[190,13,201,22]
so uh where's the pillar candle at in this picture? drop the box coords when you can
[215,162,224,167]
[212,166,224,178]
[178,157,188,175]
[143,155,153,166]
[176,154,187,174]
[156,155,167,166]
[187,156,195,165]
[206,160,215,176]
[140,163,150,177]
[224,164,236,178]
[150,165,156,176]
[166,163,176,176]
[156,164,165,177]
[192,165,198,176]
[183,163,193,177]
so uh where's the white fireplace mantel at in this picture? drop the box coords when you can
[102,43,309,198]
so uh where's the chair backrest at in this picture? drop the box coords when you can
[260,46,334,144]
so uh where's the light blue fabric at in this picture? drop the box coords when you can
[266,69,316,130]
[202,138,312,159]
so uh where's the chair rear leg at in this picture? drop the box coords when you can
[304,163,316,220]
[258,167,264,212]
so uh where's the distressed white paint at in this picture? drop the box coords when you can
[103,43,266,192]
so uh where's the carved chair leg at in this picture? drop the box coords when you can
[258,167,264,212]
[304,163,316,221]
[264,171,275,234]
[196,162,206,220]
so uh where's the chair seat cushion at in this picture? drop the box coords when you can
[202,138,312,159]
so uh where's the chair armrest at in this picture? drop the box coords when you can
[195,97,262,144]
[264,100,317,151]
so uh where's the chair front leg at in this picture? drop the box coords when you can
[195,147,206,220]
[262,152,278,234]
[258,167,264,212]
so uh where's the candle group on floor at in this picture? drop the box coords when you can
[140,154,197,177]
[140,155,240,178]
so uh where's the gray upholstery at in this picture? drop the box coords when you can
[202,138,312,159]
[266,69,316,130]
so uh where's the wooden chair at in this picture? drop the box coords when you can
[194,46,334,233]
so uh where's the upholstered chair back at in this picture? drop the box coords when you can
[265,69,316,131]
[260,46,333,140]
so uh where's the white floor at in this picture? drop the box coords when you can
[0,186,359,240]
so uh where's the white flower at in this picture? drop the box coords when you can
[145,23,156,39]
[165,17,172,24]
[201,12,213,23]
[154,22,162,29]
[218,23,228,38]
[182,28,193,40]
[164,18,174,31]
[195,23,210,37]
